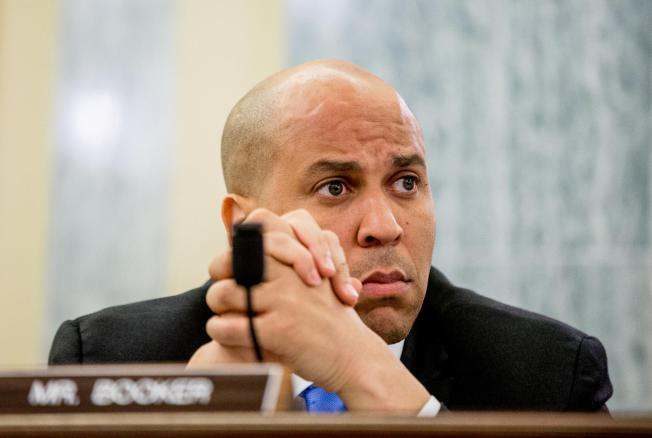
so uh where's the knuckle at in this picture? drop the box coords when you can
[286,208,310,220]
[208,250,232,280]
[297,242,313,260]
[222,320,238,340]
[264,232,280,248]
[205,283,220,310]
[295,208,311,220]
[269,231,292,246]
[306,240,322,254]
[323,234,341,254]
[208,256,220,278]
[317,232,330,249]
[205,316,220,338]
[284,209,316,232]
[304,233,326,253]
[322,231,346,264]
[206,280,236,311]
[322,229,339,244]
[298,251,316,272]
[247,208,273,223]
[336,259,349,269]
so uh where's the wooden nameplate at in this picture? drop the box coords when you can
[0,363,292,414]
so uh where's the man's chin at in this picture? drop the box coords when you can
[357,305,409,344]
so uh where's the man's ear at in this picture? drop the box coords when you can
[221,194,255,247]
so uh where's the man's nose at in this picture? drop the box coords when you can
[357,196,403,247]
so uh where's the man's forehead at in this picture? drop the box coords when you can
[276,90,424,154]
[257,63,427,179]
[276,116,426,169]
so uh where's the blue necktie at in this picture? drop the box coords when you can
[299,384,347,413]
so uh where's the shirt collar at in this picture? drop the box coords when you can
[291,339,405,398]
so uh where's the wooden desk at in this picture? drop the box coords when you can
[0,412,650,437]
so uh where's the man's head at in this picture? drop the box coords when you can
[220,60,436,344]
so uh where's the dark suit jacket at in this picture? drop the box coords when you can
[49,266,613,411]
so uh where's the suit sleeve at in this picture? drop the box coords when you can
[567,335,613,411]
[48,320,83,365]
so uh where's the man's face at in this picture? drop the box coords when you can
[258,78,436,343]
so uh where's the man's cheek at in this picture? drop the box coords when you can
[314,211,350,237]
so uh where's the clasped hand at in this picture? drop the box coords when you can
[189,208,378,390]
[188,208,430,411]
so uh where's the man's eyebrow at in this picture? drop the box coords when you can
[304,154,426,178]
[305,160,362,177]
[392,153,426,169]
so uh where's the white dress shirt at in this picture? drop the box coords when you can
[291,340,441,416]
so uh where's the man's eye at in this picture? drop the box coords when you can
[393,175,419,194]
[316,180,349,198]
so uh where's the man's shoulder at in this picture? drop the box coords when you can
[416,266,612,410]
[435,274,587,344]
[424,266,587,348]
[77,282,211,324]
[48,283,212,365]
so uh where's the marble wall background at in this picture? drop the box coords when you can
[287,0,651,410]
[46,0,173,342]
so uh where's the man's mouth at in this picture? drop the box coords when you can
[360,269,411,298]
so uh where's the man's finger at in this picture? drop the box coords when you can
[208,256,310,315]
[244,208,296,237]
[208,250,232,281]
[210,208,315,283]
[283,209,336,278]
[206,313,258,348]
[323,230,359,306]
[219,345,259,363]
[206,279,276,315]
[350,277,363,293]
[187,341,258,367]
[264,231,321,286]
[206,279,245,314]
[241,208,325,287]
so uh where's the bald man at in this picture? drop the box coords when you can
[49,60,612,413]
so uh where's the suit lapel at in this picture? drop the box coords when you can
[400,266,455,406]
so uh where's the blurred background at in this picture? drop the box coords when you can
[0,0,649,411]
